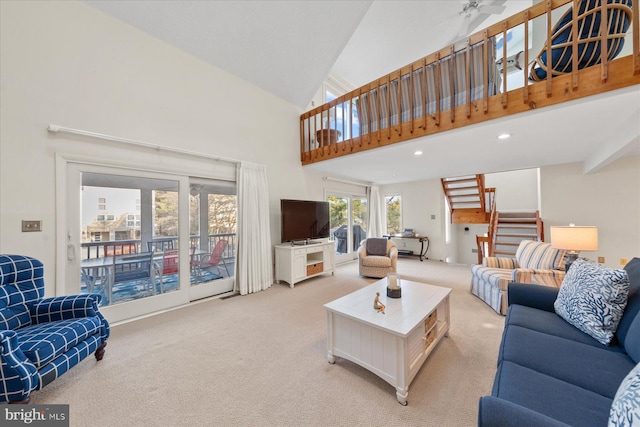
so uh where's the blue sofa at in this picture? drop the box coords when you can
[0,255,110,403]
[479,257,640,426]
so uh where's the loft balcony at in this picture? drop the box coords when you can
[299,0,640,165]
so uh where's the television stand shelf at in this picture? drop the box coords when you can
[275,241,335,288]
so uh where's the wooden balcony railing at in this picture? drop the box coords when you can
[300,0,639,165]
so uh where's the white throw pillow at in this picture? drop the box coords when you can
[554,259,630,346]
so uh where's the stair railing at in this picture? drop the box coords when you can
[536,210,545,241]
[487,194,499,257]
[476,187,498,262]
[476,175,486,213]
[475,235,489,264]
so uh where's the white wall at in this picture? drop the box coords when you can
[541,156,640,268]
[0,2,308,291]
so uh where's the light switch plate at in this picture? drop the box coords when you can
[22,220,42,232]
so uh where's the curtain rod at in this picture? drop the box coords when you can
[47,124,241,164]
[323,176,372,187]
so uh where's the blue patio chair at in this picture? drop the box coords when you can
[111,252,154,302]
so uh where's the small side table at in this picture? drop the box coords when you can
[383,235,430,261]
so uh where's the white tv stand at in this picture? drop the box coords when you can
[275,241,335,288]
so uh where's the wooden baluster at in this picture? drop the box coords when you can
[334,104,339,153]
[336,98,347,153]
[502,21,508,108]
[299,117,304,162]
[483,30,488,113]
[572,0,579,89]
[466,39,471,118]
[387,75,391,139]
[358,88,364,147]
[409,64,414,133]
[377,81,381,143]
[435,51,441,125]
[313,112,318,160]
[449,46,455,123]
[634,0,640,75]
[546,0,552,96]
[319,110,324,157]
[600,0,609,82]
[342,92,353,153]
[422,58,427,130]
[396,73,402,136]
[368,85,373,145]
[349,94,354,152]
[524,11,530,103]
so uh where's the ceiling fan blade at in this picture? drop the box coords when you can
[455,14,473,39]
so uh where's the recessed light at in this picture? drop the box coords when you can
[414,150,423,156]
[497,133,511,140]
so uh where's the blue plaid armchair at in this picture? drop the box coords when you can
[0,255,110,403]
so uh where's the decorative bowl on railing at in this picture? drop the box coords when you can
[316,129,341,146]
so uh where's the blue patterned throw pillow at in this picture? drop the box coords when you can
[554,259,630,346]
[609,362,640,427]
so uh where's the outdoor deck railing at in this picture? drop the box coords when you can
[80,233,237,262]
[300,0,639,165]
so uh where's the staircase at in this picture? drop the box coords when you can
[493,211,543,257]
[441,175,493,224]
[442,174,545,263]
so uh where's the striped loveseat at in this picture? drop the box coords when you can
[0,255,110,403]
[470,240,568,315]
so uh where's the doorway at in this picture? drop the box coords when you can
[327,193,367,263]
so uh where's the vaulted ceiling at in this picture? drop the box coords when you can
[84,0,639,184]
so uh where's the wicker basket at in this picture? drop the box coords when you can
[307,262,323,276]
[316,129,341,146]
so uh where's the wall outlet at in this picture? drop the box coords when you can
[620,258,628,266]
[22,220,42,232]
[598,256,605,264]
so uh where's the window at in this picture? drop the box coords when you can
[98,197,106,211]
[126,214,140,227]
[91,232,101,242]
[385,195,402,235]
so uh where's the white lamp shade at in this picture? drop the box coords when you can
[550,226,598,251]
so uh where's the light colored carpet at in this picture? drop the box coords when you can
[31,258,505,427]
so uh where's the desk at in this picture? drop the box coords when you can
[383,235,430,261]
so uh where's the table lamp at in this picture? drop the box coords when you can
[550,225,598,271]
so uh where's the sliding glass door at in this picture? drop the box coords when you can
[65,163,237,322]
[188,178,236,300]
[327,193,367,263]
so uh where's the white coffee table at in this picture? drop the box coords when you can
[324,278,451,405]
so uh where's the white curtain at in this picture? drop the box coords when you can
[235,161,273,295]
[367,185,383,238]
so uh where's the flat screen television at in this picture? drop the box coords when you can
[281,199,330,244]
